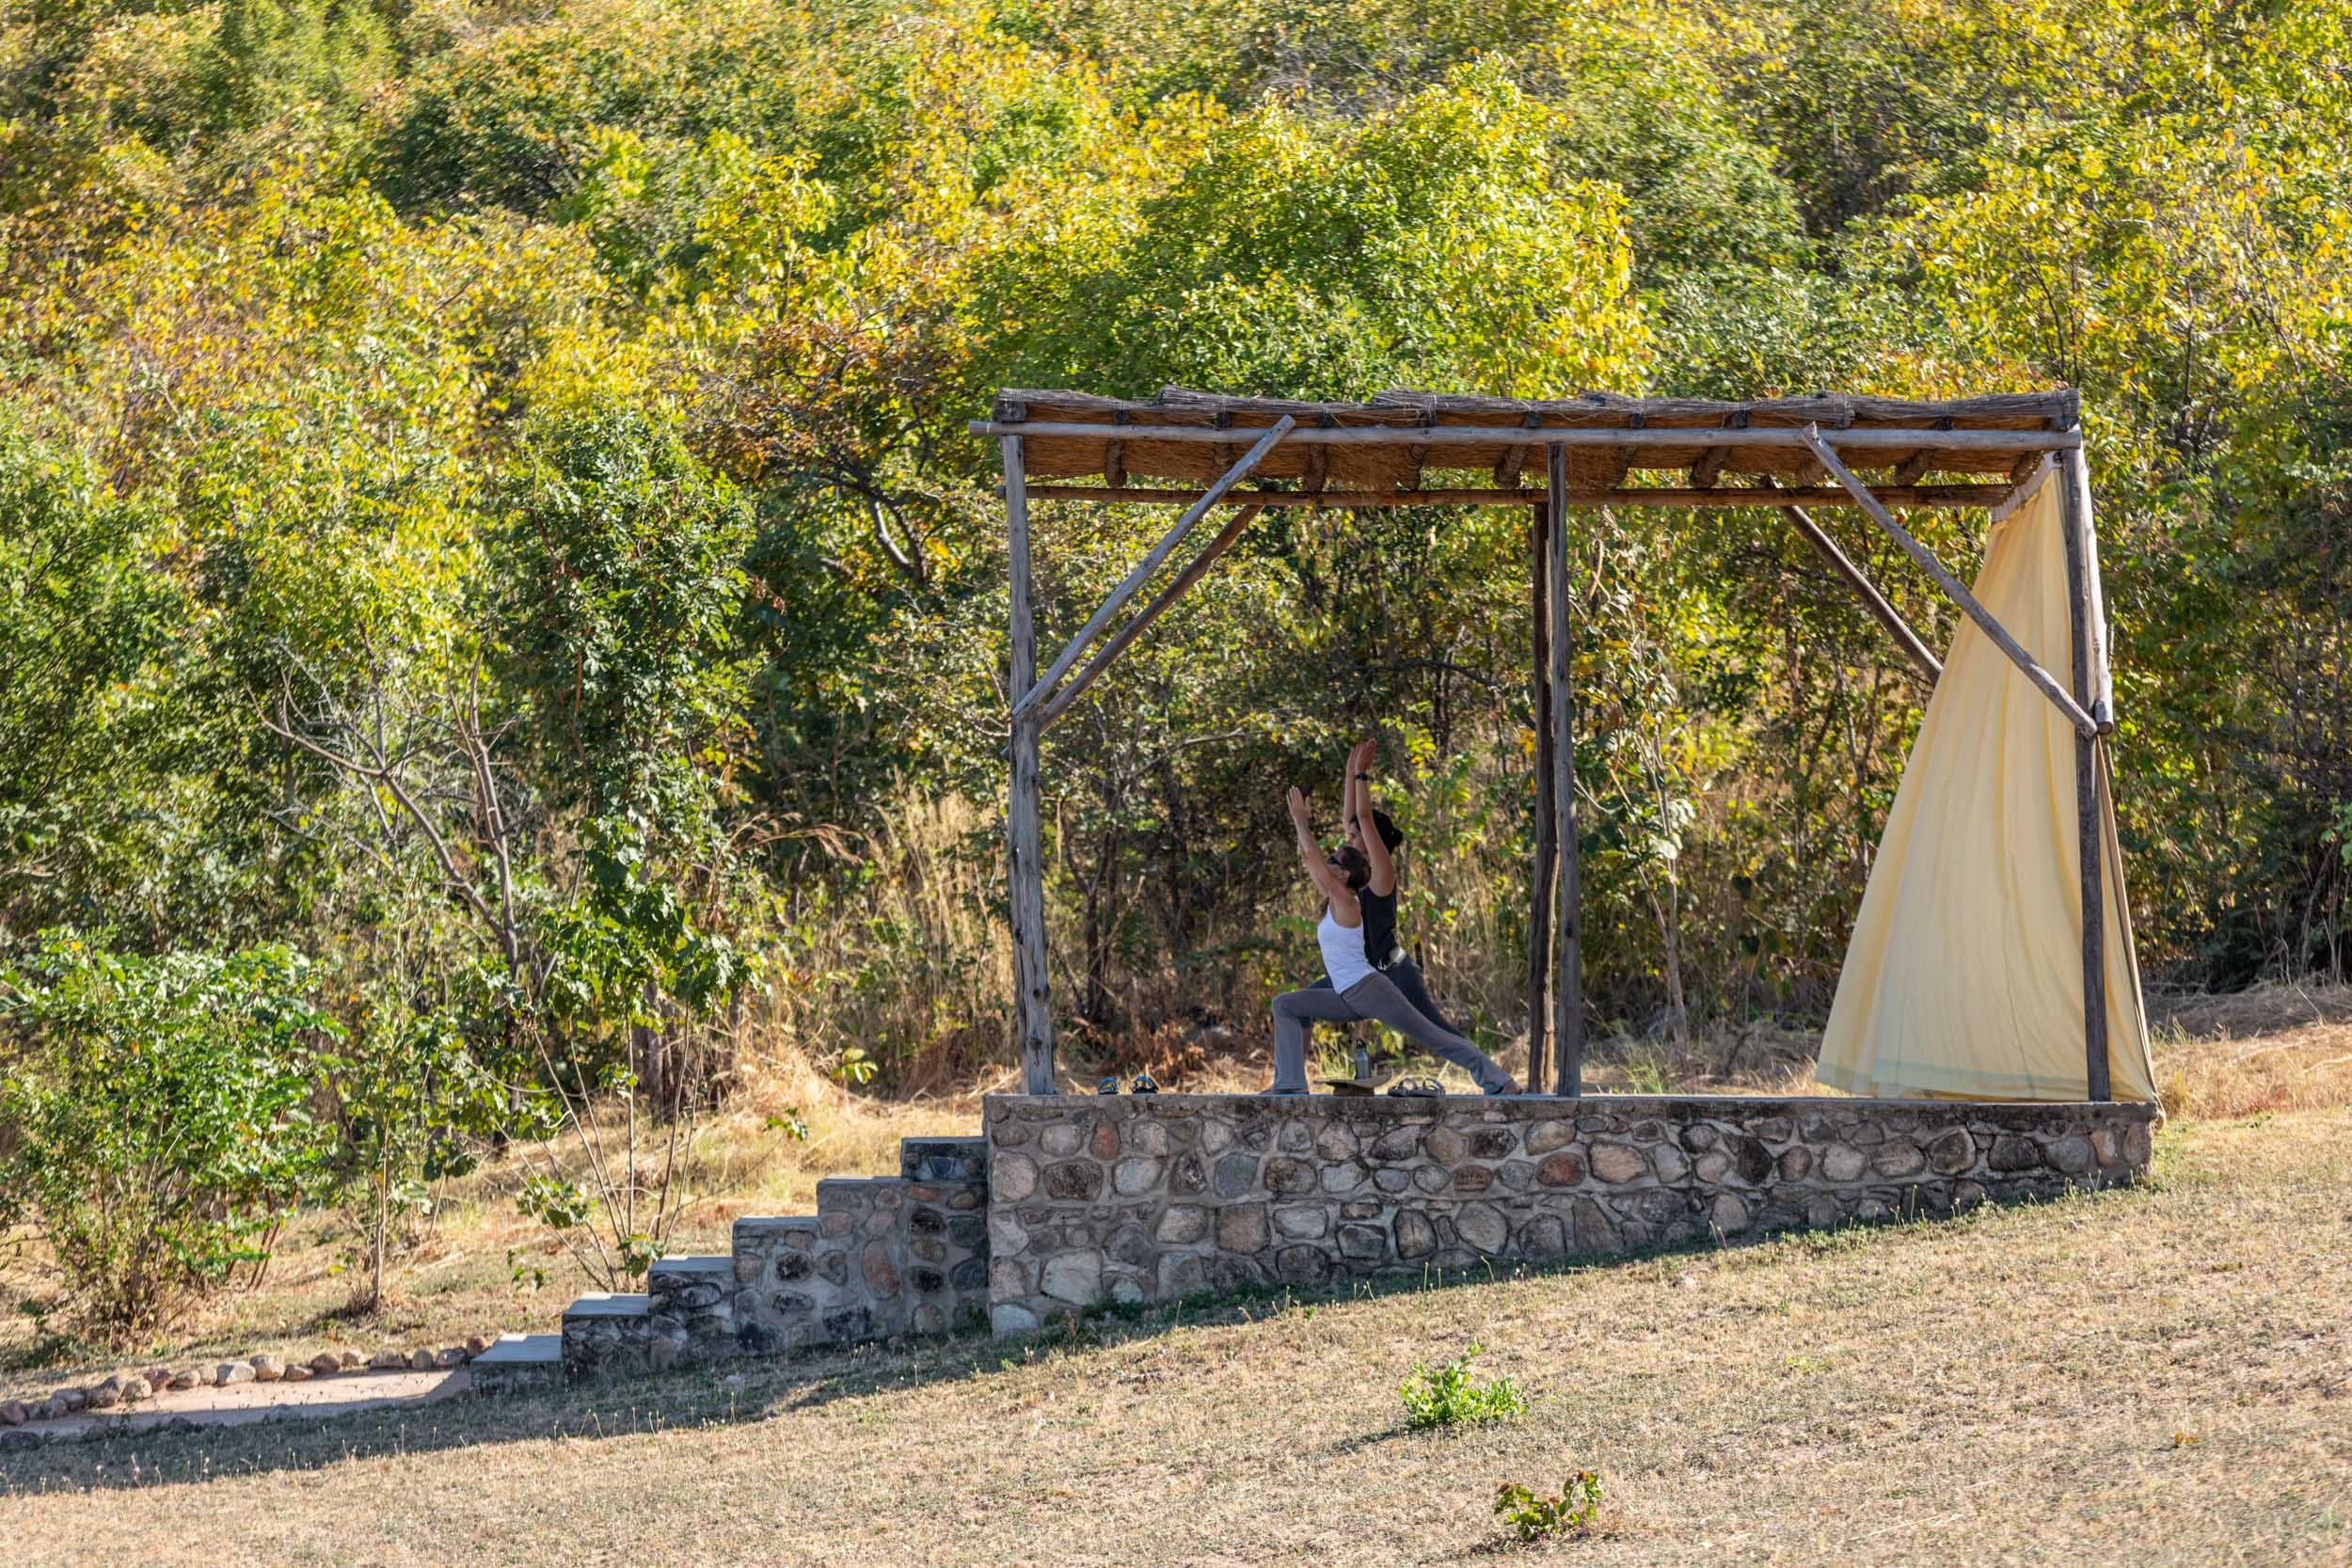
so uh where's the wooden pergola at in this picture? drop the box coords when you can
[972,387,2116,1101]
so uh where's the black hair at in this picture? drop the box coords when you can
[1329,844,1372,891]
[1370,809,1404,855]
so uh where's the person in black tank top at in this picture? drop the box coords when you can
[1339,740,1518,1093]
[1262,760,1518,1097]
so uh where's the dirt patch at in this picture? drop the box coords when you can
[17,1368,470,1444]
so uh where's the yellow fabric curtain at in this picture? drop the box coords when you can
[1816,467,2156,1102]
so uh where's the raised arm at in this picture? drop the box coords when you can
[1348,739,1394,895]
[1287,786,1359,915]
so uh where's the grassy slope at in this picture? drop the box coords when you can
[0,1030,1803,1396]
[1,1103,2347,1564]
[9,982,2345,1399]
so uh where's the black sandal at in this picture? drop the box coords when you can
[1385,1076,1443,1099]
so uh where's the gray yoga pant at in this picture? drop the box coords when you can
[1269,969,1513,1094]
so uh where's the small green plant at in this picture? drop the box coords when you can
[1621,1047,1680,1095]
[1399,1343,1525,1430]
[1493,1469,1603,1541]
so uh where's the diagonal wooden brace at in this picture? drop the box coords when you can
[1755,477,1942,685]
[1012,417,1295,721]
[1801,425,2097,738]
[1036,505,1266,732]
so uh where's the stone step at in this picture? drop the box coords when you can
[732,1214,819,1240]
[561,1291,656,1379]
[815,1174,905,1212]
[900,1135,989,1184]
[647,1258,734,1313]
[645,1258,739,1369]
[469,1333,562,1393]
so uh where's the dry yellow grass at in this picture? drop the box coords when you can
[0,1106,2345,1565]
[4,981,2349,1564]
[2147,981,2352,1119]
[6,983,2343,1401]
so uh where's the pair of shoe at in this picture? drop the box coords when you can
[1094,1073,1160,1096]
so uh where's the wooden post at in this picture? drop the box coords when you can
[2059,446,2111,1101]
[1002,436,1055,1094]
[1547,447,1583,1097]
[1526,500,1554,1096]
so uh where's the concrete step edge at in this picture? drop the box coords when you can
[647,1254,734,1274]
[472,1332,563,1366]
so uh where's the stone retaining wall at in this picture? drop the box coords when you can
[982,1094,2155,1334]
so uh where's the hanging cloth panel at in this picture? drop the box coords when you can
[1816,469,2155,1101]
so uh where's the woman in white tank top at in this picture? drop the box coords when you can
[1266,779,1519,1096]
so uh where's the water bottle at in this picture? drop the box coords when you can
[1353,1043,1371,1083]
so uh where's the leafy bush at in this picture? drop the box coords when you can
[1399,1343,1526,1430]
[1493,1470,1603,1542]
[0,934,339,1342]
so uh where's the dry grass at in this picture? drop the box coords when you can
[8,981,2342,1402]
[2147,981,2352,1119]
[0,1105,2345,1565]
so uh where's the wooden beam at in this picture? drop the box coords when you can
[1526,499,1554,1098]
[1011,417,1295,721]
[1001,436,1055,1095]
[1103,439,1125,490]
[1493,443,1526,486]
[2059,446,2111,1102]
[1009,483,2017,510]
[1801,425,2098,738]
[969,420,2085,452]
[1036,506,1266,732]
[1689,446,1728,488]
[1755,479,1942,685]
[1547,445,1582,1098]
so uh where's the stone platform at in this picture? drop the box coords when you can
[981,1093,2156,1334]
[518,1092,2154,1378]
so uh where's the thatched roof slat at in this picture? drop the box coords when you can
[986,387,2078,488]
